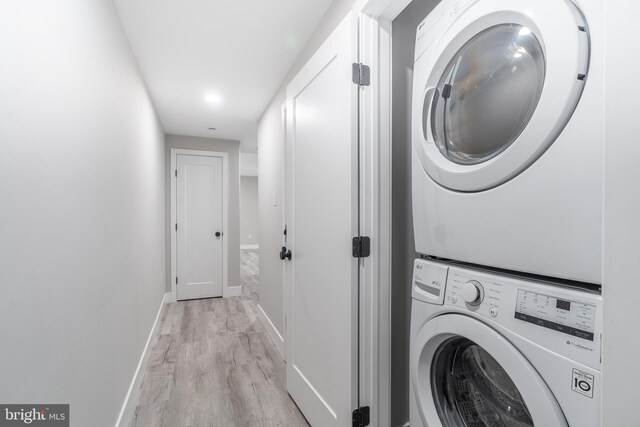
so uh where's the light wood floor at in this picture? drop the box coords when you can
[130,249,308,427]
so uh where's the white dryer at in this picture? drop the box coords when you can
[410,259,602,427]
[411,0,603,284]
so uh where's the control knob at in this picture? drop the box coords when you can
[461,280,484,306]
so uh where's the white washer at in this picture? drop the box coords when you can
[410,259,602,427]
[411,0,603,284]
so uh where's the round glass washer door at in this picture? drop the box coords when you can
[430,24,545,165]
[413,0,589,192]
[410,314,568,427]
[431,337,533,426]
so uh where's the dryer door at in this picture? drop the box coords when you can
[411,314,567,427]
[413,0,589,192]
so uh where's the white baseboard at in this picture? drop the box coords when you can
[223,285,242,298]
[168,289,176,303]
[240,244,259,250]
[257,304,285,359]
[115,292,169,427]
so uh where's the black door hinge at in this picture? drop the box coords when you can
[352,406,370,427]
[175,169,177,177]
[352,63,370,86]
[352,236,371,258]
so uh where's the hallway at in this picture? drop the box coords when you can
[130,250,308,427]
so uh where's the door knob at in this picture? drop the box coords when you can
[279,246,292,261]
[215,231,222,237]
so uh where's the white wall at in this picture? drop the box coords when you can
[240,152,259,177]
[602,0,640,425]
[0,1,166,426]
[257,0,357,338]
[165,134,241,290]
[240,176,259,247]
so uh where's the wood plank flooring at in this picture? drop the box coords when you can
[130,249,308,427]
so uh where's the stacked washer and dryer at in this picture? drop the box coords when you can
[409,0,603,426]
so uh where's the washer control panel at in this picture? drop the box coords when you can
[515,290,597,341]
[445,269,504,313]
[413,259,603,370]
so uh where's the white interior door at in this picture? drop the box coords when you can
[176,154,224,300]
[284,13,360,427]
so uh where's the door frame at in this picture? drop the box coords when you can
[170,148,230,302]
[354,1,416,425]
[280,101,288,362]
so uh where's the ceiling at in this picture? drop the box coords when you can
[114,0,334,152]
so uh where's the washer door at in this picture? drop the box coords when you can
[411,314,567,427]
[413,0,589,192]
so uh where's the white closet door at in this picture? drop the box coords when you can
[284,12,360,427]
[176,154,223,300]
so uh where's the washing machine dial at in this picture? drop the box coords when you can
[461,280,484,305]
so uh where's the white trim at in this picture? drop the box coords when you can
[357,11,392,427]
[240,244,259,250]
[223,285,242,298]
[360,0,412,20]
[115,292,169,427]
[355,1,411,425]
[257,304,285,359]
[170,148,230,302]
[280,101,288,364]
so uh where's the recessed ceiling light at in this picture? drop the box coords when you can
[205,94,222,104]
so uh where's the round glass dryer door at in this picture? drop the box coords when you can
[431,337,533,426]
[413,0,590,192]
[430,24,545,165]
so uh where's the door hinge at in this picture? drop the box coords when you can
[175,277,178,285]
[352,406,370,427]
[352,63,370,86]
[352,236,371,258]
[175,223,178,231]
[175,169,177,177]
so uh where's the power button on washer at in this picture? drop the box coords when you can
[489,307,498,317]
